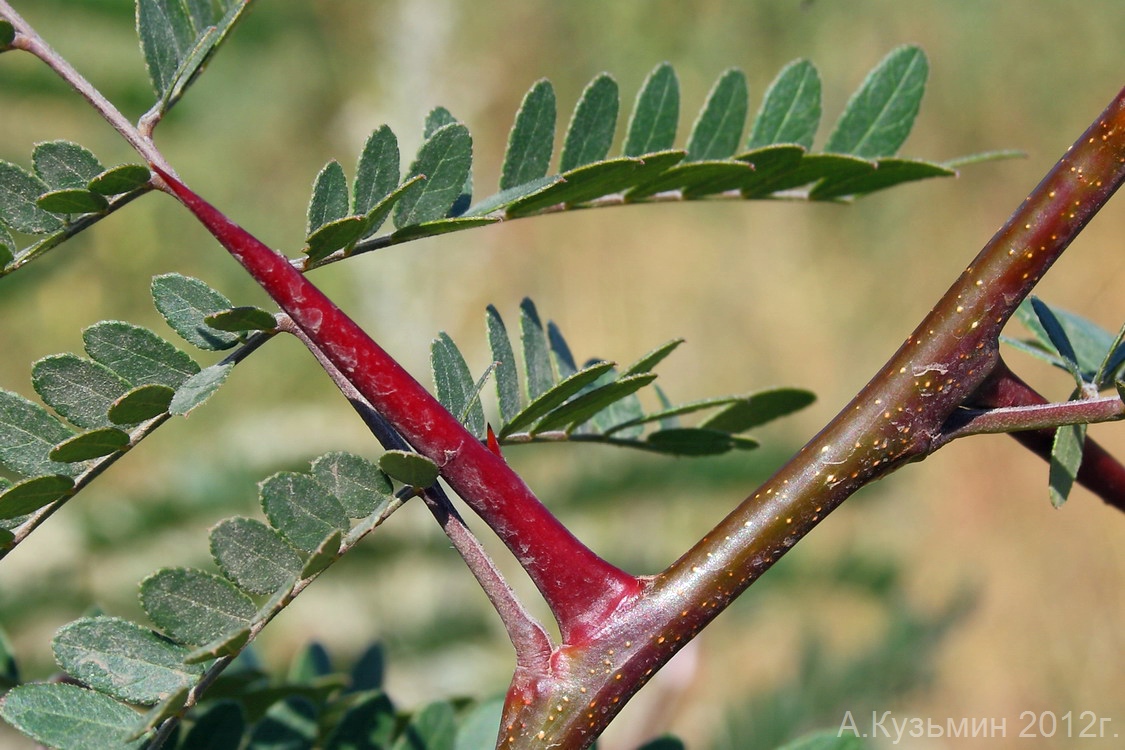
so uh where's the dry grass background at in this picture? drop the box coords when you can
[1,1,1123,747]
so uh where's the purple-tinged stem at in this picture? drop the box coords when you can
[153,167,643,644]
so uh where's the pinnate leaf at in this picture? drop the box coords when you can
[378,450,439,488]
[32,353,132,429]
[32,141,104,189]
[686,68,749,162]
[52,617,201,706]
[0,683,145,750]
[261,471,349,553]
[0,475,75,519]
[49,427,130,462]
[561,73,619,172]
[83,321,200,388]
[169,362,233,415]
[0,389,78,477]
[140,567,256,646]
[355,126,400,215]
[308,160,350,234]
[501,79,556,190]
[0,160,63,233]
[210,517,302,595]
[311,451,393,518]
[624,62,680,157]
[394,123,473,227]
[432,332,486,439]
[825,45,927,158]
[153,273,240,348]
[748,59,821,150]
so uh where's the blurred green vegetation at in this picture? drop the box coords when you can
[2,1,1124,748]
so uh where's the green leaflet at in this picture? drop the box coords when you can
[424,107,473,215]
[623,339,684,376]
[500,79,556,190]
[393,123,473,227]
[464,175,562,217]
[140,567,256,647]
[378,450,439,488]
[625,160,755,200]
[645,427,758,455]
[1049,420,1086,508]
[49,428,130,462]
[248,696,319,749]
[0,475,75,519]
[388,216,498,243]
[131,687,188,742]
[518,298,555,401]
[1010,298,1119,386]
[260,471,349,553]
[700,388,817,433]
[500,362,615,439]
[151,273,241,351]
[308,160,350,234]
[137,0,250,111]
[32,141,104,190]
[52,617,201,706]
[809,157,953,200]
[205,306,278,333]
[453,697,505,750]
[179,701,245,749]
[348,642,387,693]
[36,189,108,214]
[288,642,332,683]
[311,451,392,518]
[561,73,620,172]
[0,626,19,688]
[0,160,63,233]
[183,627,251,664]
[306,216,367,261]
[748,59,822,150]
[685,68,749,162]
[606,395,742,434]
[88,164,152,195]
[586,367,644,437]
[432,332,486,439]
[825,45,928,158]
[1029,297,1084,385]
[390,700,456,750]
[548,321,579,379]
[108,384,175,424]
[0,389,78,477]
[210,517,302,595]
[83,321,200,389]
[624,62,680,157]
[300,529,342,578]
[323,691,397,750]
[0,683,146,750]
[487,304,521,425]
[354,125,400,215]
[740,152,872,198]
[533,373,657,434]
[32,353,132,429]
[0,224,13,267]
[0,20,13,47]
[169,362,233,415]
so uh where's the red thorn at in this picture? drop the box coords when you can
[487,423,503,458]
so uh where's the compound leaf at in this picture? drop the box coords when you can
[354,126,401,215]
[210,517,302,595]
[83,321,200,388]
[624,62,680,157]
[139,567,256,647]
[52,617,201,706]
[825,45,927,158]
[500,79,556,190]
[0,390,78,477]
[32,141,104,190]
[432,332,486,439]
[307,160,350,234]
[561,73,619,172]
[748,59,821,150]
[32,353,132,429]
[685,68,749,162]
[394,123,473,227]
[0,682,145,750]
[311,451,392,518]
[260,471,349,553]
[151,273,241,353]
[0,160,63,233]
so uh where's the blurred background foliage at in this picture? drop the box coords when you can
[1,1,1124,747]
